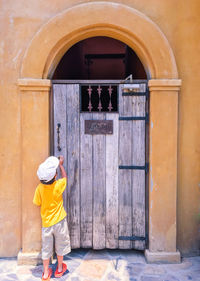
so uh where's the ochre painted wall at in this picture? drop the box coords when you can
[0,0,199,257]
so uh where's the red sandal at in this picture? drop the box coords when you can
[42,267,52,281]
[54,263,67,278]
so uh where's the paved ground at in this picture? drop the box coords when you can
[0,249,200,281]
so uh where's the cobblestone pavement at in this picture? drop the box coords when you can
[0,249,200,281]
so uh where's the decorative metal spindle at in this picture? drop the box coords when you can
[87,85,93,112]
[97,85,103,112]
[108,85,113,112]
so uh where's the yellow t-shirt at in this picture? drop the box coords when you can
[33,177,67,227]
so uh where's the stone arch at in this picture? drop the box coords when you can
[20,1,178,79]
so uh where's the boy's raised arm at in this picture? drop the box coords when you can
[59,155,67,179]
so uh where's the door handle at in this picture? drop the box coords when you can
[56,123,62,151]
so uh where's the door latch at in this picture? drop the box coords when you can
[56,123,61,151]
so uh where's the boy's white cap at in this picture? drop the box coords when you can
[37,156,59,182]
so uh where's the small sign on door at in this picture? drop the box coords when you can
[85,120,113,135]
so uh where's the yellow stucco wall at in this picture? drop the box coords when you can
[0,0,199,257]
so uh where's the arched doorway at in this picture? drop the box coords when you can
[53,36,147,80]
[52,36,148,250]
[18,2,181,264]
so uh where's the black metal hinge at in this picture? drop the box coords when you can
[119,113,149,124]
[119,163,149,173]
[119,235,148,242]
[122,92,147,96]
[122,87,149,99]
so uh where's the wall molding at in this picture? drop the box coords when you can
[148,79,182,91]
[18,79,51,92]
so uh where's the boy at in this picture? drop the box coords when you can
[33,156,71,281]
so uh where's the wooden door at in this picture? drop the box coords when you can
[53,82,147,250]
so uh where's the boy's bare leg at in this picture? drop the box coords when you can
[57,255,63,272]
[43,259,50,278]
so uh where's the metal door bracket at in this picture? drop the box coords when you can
[119,235,146,241]
[119,163,149,173]
[122,92,147,96]
[119,114,149,123]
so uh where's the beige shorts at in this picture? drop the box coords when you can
[42,217,71,260]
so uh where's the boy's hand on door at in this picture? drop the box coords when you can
[59,155,64,166]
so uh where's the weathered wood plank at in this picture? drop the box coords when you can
[118,84,133,249]
[93,113,106,249]
[53,84,67,208]
[80,113,93,248]
[66,84,80,248]
[132,95,146,250]
[106,113,119,248]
